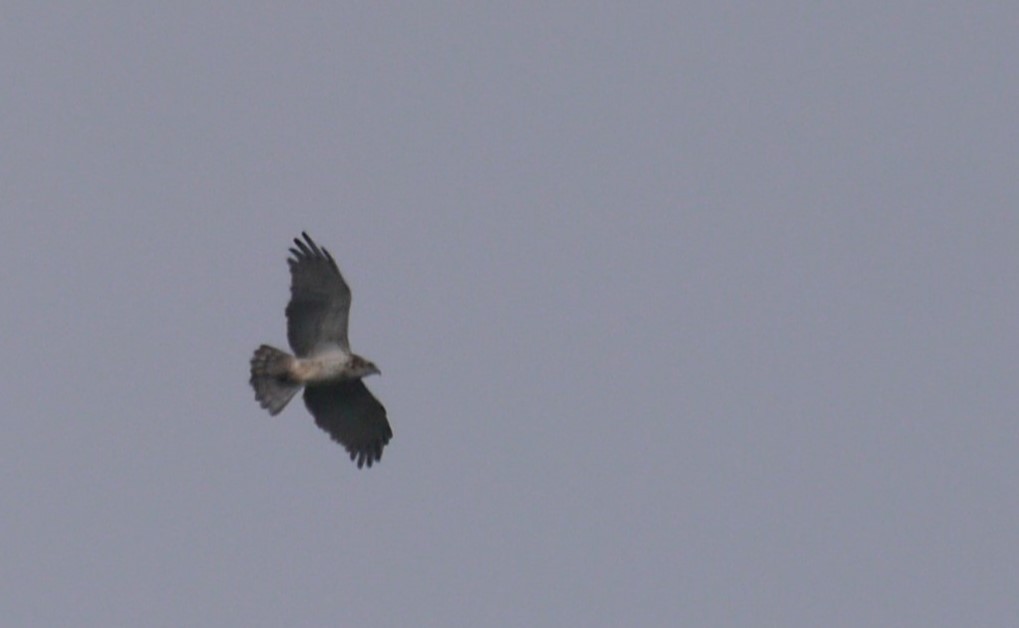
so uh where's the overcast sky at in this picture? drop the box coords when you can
[2,4,1017,626]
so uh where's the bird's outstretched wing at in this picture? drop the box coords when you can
[303,381,393,468]
[285,232,352,356]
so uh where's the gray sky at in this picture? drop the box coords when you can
[2,4,1017,626]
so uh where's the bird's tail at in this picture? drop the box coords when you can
[250,345,301,415]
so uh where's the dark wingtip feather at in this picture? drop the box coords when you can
[288,233,339,274]
[293,238,312,257]
[299,232,322,255]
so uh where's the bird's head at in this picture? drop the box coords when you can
[350,355,381,378]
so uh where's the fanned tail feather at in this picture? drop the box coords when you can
[250,345,301,415]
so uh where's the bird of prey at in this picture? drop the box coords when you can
[249,232,392,468]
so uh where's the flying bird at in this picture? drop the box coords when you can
[250,232,392,468]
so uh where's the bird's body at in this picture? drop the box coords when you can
[290,351,351,383]
[249,232,392,468]
[284,349,368,384]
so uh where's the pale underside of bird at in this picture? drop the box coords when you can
[249,232,392,468]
